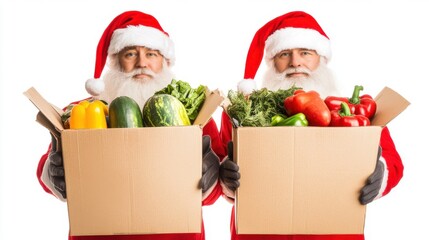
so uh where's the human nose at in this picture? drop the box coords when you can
[289,52,303,68]
[136,54,148,68]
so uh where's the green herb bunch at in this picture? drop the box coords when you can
[226,86,300,127]
[156,79,206,123]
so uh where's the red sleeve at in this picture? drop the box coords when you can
[202,118,226,160]
[201,118,225,205]
[219,110,233,154]
[219,111,238,201]
[380,126,404,196]
[202,181,222,206]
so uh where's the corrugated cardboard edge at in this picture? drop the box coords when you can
[36,111,61,141]
[193,88,224,127]
[24,87,64,132]
[371,87,410,126]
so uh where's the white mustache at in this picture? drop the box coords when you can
[284,67,311,76]
[124,68,155,78]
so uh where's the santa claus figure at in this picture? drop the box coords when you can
[85,10,177,108]
[219,11,404,240]
[37,10,226,240]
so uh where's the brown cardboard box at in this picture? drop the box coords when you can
[232,87,409,235]
[24,87,224,236]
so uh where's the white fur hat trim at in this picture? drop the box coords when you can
[238,79,257,95]
[109,25,175,65]
[85,78,105,96]
[265,27,331,61]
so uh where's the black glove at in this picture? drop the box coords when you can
[47,133,67,199]
[199,135,220,193]
[219,141,240,192]
[359,146,384,205]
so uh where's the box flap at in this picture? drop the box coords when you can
[36,112,59,138]
[36,112,62,151]
[193,89,224,127]
[371,87,410,126]
[23,87,64,132]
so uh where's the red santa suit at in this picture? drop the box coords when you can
[36,10,226,240]
[218,11,404,240]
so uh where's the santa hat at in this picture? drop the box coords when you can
[238,11,331,95]
[85,10,175,96]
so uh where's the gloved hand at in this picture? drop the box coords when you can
[219,141,240,192]
[47,133,67,199]
[199,135,220,193]
[359,146,384,205]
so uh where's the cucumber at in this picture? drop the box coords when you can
[109,96,143,128]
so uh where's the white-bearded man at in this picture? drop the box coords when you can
[37,10,226,240]
[96,47,174,108]
[218,11,404,240]
[261,50,338,99]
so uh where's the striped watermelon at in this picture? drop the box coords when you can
[142,94,191,127]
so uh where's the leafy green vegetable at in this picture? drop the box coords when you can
[226,86,300,127]
[155,79,206,123]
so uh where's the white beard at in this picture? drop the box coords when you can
[261,61,340,98]
[97,65,174,109]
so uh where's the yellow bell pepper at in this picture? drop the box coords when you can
[69,100,108,129]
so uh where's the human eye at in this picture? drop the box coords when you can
[121,50,138,59]
[277,51,291,58]
[146,50,160,58]
[301,49,317,56]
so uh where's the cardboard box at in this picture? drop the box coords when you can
[231,87,409,235]
[24,87,224,236]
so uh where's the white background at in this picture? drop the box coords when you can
[0,0,428,239]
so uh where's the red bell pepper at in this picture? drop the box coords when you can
[324,85,377,119]
[284,89,331,126]
[330,102,370,127]
[324,95,356,113]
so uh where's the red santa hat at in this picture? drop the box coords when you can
[238,11,331,95]
[85,10,175,96]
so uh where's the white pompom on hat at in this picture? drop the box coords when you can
[238,11,331,93]
[85,10,175,96]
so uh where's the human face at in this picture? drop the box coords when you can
[118,46,165,80]
[273,48,320,77]
[262,57,339,99]
[99,57,174,108]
